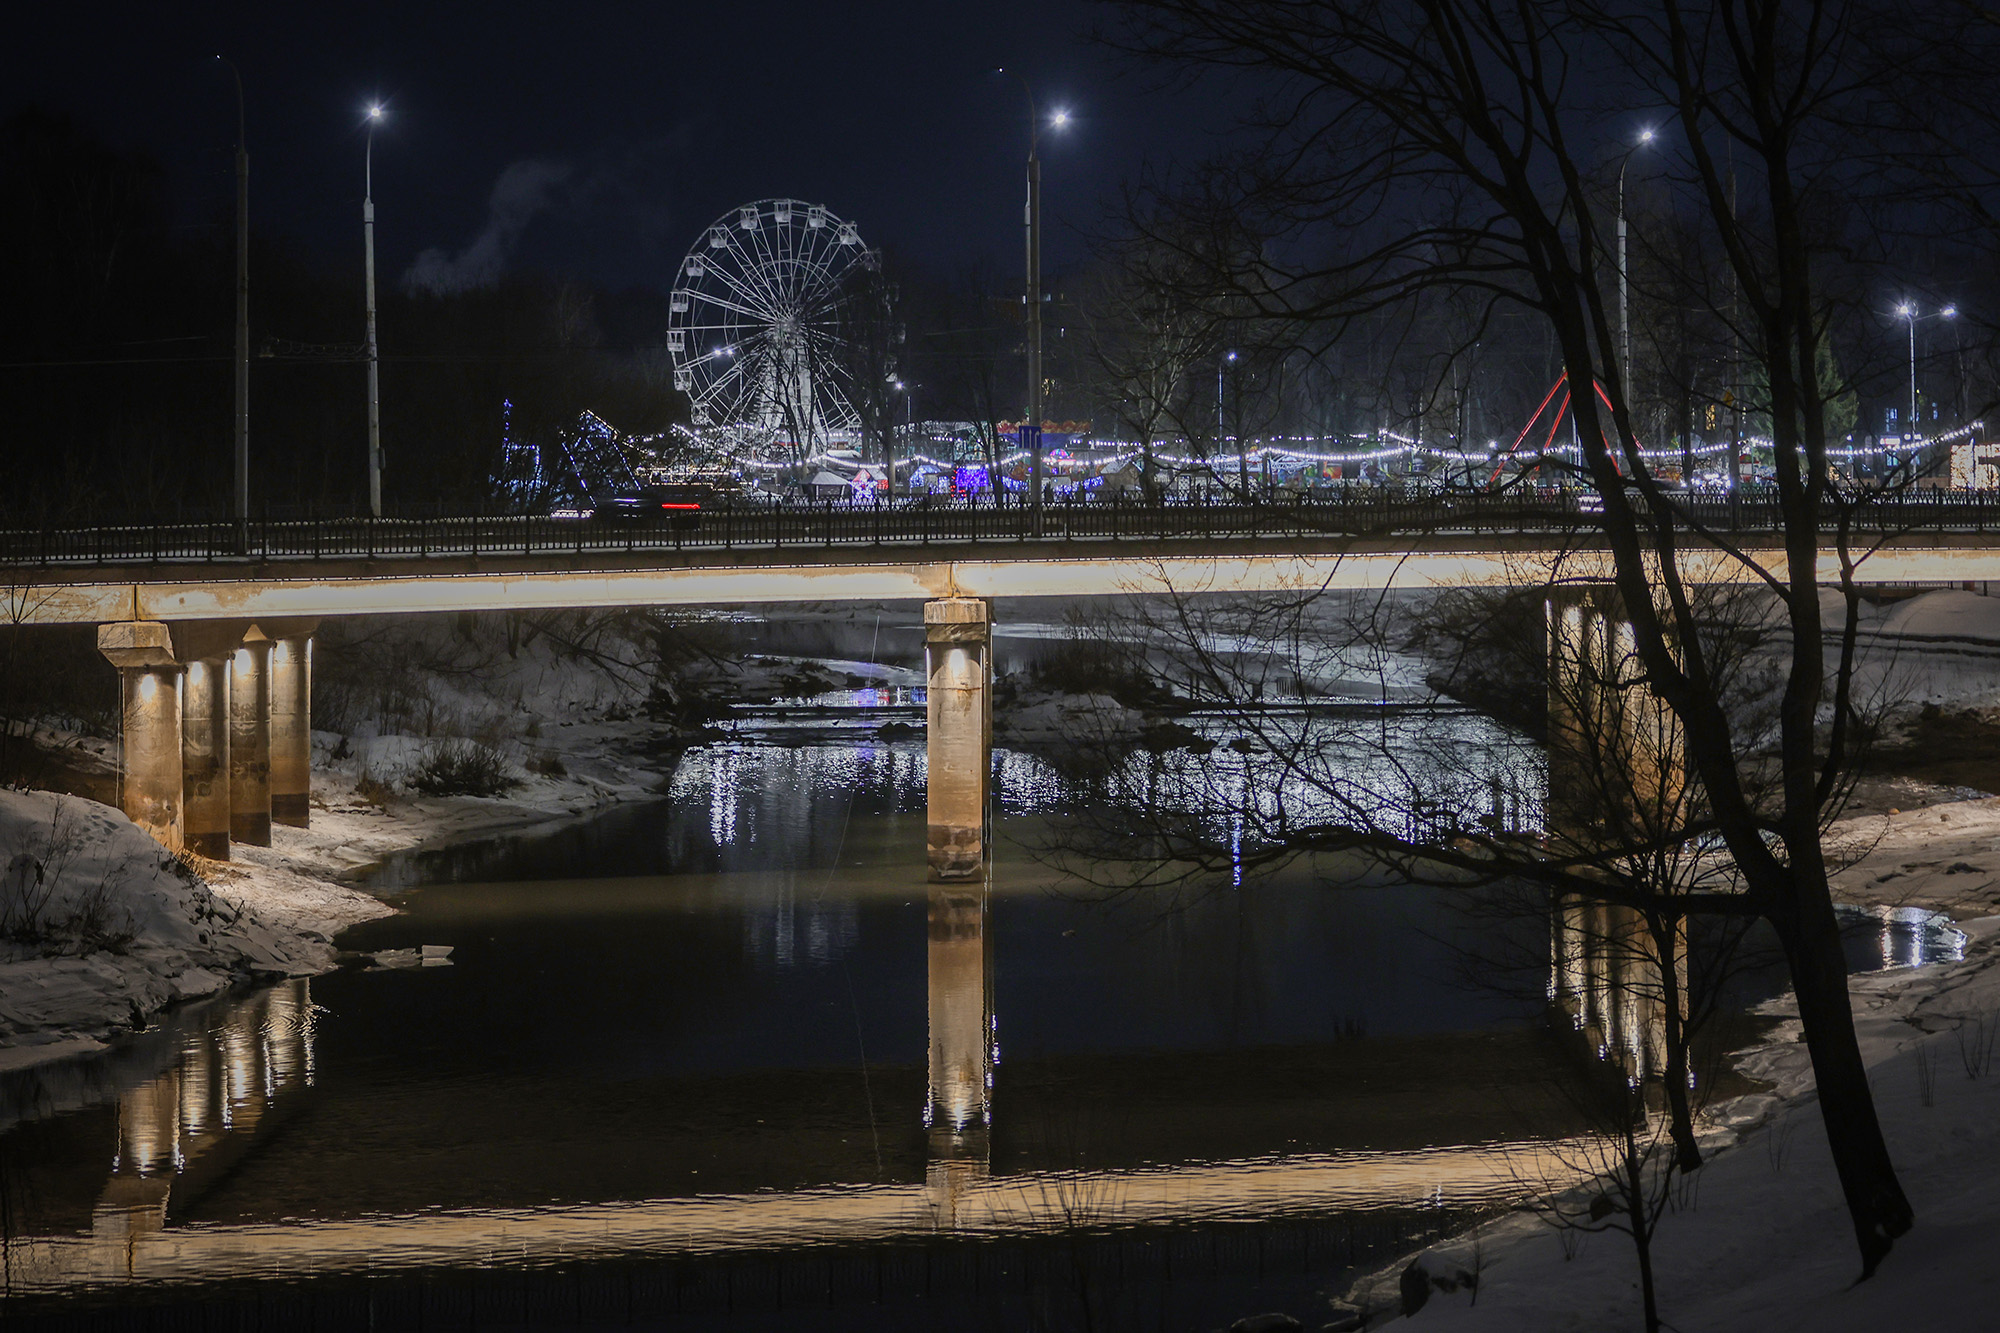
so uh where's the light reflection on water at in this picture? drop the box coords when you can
[0,711,1942,1318]
[1843,903,1967,970]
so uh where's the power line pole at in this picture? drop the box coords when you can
[363,105,384,518]
[218,57,250,529]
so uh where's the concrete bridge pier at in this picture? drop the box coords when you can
[924,597,991,882]
[95,618,317,857]
[96,622,185,852]
[228,628,273,847]
[265,620,319,828]
[173,623,246,860]
[1546,589,1693,1081]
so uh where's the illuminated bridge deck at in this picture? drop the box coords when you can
[7,495,2000,623]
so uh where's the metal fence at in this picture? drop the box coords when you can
[6,490,2000,568]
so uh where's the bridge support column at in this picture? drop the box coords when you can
[97,623,184,852]
[182,658,232,859]
[266,622,318,828]
[173,623,247,861]
[1545,588,1690,1083]
[229,629,273,847]
[925,597,990,883]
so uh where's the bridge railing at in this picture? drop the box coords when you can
[3,490,1999,568]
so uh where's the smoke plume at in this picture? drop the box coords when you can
[402,158,571,295]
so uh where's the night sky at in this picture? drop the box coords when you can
[10,1,1234,294]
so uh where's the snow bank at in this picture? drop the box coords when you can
[1876,588,2000,641]
[1847,589,2000,713]
[997,690,1151,747]
[0,790,387,1071]
[1324,917,2000,1332]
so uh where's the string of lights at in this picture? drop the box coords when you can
[714,420,1984,478]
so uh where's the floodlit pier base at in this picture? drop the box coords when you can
[180,659,231,859]
[174,623,246,861]
[266,622,317,828]
[924,597,991,883]
[97,622,184,851]
[228,629,273,847]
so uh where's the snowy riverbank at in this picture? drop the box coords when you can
[1321,911,2000,1332]
[0,740,672,1073]
[1,612,690,1072]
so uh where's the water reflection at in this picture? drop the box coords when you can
[2,982,314,1294]
[10,726,1936,1315]
[1549,896,1686,1081]
[926,882,995,1143]
[1847,903,1967,970]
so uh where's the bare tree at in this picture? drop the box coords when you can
[1095,0,2000,1272]
[837,260,902,497]
[1077,238,1223,498]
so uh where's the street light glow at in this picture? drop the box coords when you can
[1050,109,1071,128]
[1943,305,1958,319]
[1897,302,1915,318]
[366,103,384,121]
[1638,127,1656,144]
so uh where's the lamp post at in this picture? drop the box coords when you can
[363,104,384,518]
[1896,302,1957,449]
[999,70,1066,526]
[1218,349,1239,493]
[216,58,251,529]
[889,376,906,501]
[1616,128,1656,395]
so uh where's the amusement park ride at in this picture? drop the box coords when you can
[495,198,1979,510]
[665,198,876,461]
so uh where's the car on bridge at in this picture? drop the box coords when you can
[590,483,712,530]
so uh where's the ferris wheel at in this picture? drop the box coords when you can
[666,199,876,455]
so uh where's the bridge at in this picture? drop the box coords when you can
[9,492,2000,882]
[12,492,2000,622]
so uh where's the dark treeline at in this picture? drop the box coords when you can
[0,109,679,519]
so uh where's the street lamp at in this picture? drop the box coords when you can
[1219,349,1239,491]
[363,103,385,518]
[998,69,1067,524]
[1616,128,1656,394]
[1896,301,1957,448]
[889,376,907,500]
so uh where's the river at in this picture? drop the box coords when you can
[0,642,1966,1331]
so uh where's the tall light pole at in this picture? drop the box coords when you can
[1616,128,1656,395]
[999,70,1066,525]
[363,103,385,518]
[217,57,250,526]
[1219,349,1239,492]
[1896,302,1957,449]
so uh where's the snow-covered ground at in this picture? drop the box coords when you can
[1326,915,2000,1332]
[0,788,386,1072]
